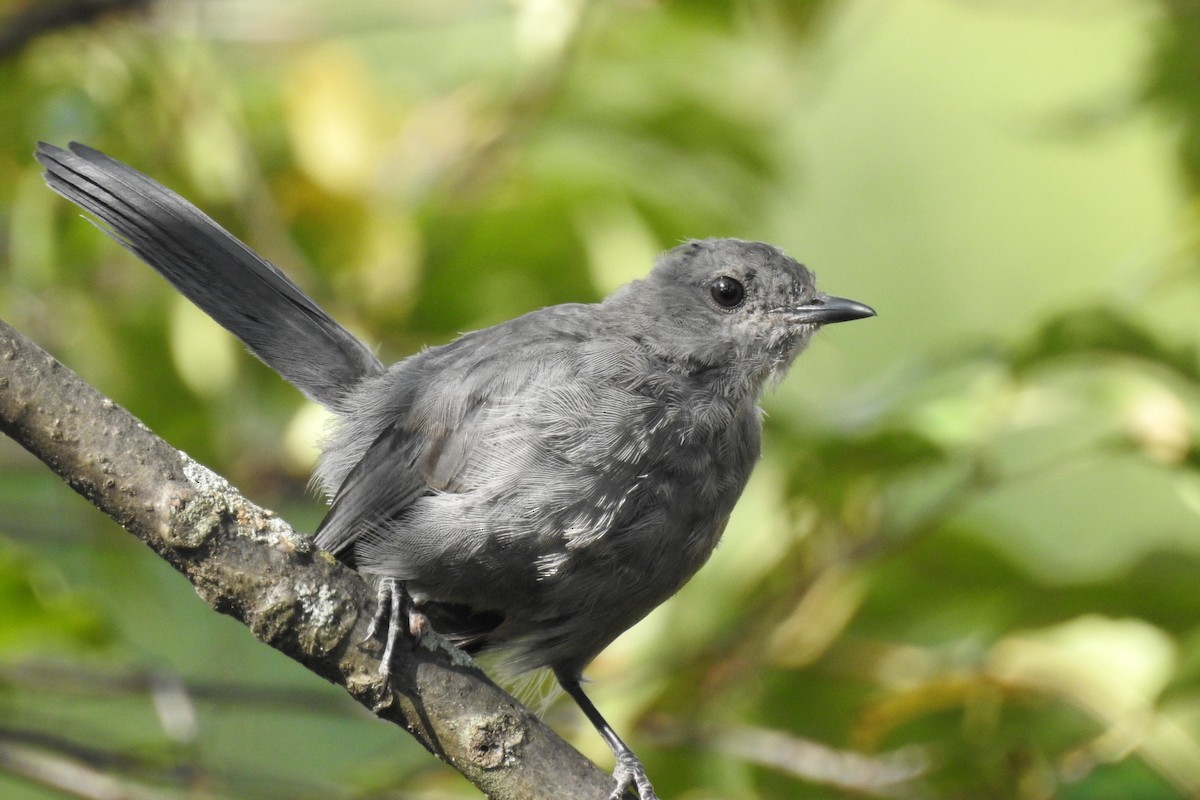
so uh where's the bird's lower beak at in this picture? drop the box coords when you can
[789,294,876,326]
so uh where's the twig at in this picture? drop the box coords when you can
[0,660,359,717]
[0,0,152,59]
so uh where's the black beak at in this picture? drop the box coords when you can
[789,293,876,326]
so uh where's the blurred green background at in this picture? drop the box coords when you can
[2,0,1200,797]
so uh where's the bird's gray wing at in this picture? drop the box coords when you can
[311,306,600,566]
[310,419,429,562]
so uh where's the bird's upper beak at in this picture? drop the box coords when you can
[788,293,876,326]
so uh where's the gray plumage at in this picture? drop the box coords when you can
[36,141,875,800]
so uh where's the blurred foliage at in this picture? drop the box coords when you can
[1,0,1200,798]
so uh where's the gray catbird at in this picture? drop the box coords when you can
[36,141,875,800]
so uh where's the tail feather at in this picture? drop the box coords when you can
[36,142,384,409]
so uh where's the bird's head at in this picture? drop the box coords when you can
[607,238,875,393]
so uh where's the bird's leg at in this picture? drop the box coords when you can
[364,577,429,680]
[559,675,659,800]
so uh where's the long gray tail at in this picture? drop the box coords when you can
[36,142,384,409]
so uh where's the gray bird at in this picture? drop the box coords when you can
[36,141,875,800]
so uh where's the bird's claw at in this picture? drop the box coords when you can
[609,750,658,800]
[363,577,428,681]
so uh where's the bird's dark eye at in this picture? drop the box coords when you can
[709,276,745,309]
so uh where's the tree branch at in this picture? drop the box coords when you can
[0,0,153,60]
[0,317,617,799]
[0,732,176,800]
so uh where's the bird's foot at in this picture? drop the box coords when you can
[609,750,658,800]
[363,577,429,681]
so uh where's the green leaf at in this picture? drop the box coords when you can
[1009,306,1200,382]
[769,421,950,505]
[0,541,114,658]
